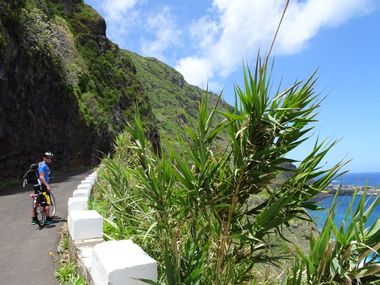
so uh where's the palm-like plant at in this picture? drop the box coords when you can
[93,53,346,284]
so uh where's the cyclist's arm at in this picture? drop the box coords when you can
[39,172,51,192]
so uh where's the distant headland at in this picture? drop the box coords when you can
[326,184,380,195]
[315,184,380,201]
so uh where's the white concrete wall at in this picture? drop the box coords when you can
[69,210,103,241]
[68,170,157,285]
[68,197,88,212]
[91,240,157,285]
[73,188,91,197]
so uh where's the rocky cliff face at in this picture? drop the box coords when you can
[0,33,99,176]
[0,0,159,180]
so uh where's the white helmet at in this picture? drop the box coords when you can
[43,151,54,158]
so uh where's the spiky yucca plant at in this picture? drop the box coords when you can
[94,56,345,284]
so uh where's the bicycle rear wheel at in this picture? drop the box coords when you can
[49,192,56,217]
[36,205,46,227]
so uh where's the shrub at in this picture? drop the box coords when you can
[283,190,380,285]
[93,56,345,284]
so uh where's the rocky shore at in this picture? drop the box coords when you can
[311,184,380,202]
[326,184,380,195]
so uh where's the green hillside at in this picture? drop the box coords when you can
[124,51,232,145]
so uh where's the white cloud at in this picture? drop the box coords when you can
[176,0,376,88]
[175,57,214,87]
[102,0,139,20]
[189,16,219,50]
[87,0,375,90]
[139,7,182,61]
[278,0,375,53]
[94,0,144,42]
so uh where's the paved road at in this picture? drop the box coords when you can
[0,169,92,285]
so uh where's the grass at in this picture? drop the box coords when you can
[55,225,87,285]
[55,262,86,285]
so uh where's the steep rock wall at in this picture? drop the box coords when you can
[0,20,100,179]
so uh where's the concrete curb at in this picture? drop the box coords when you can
[68,170,157,285]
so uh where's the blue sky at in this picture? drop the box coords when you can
[84,0,379,172]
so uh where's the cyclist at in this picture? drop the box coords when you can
[31,152,54,225]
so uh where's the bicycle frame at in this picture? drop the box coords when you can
[30,192,46,227]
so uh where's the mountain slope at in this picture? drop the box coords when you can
[0,0,158,180]
[124,51,232,145]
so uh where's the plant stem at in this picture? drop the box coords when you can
[265,0,289,67]
[215,170,244,282]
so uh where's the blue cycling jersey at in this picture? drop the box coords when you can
[37,161,50,184]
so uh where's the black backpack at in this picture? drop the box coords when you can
[22,163,39,187]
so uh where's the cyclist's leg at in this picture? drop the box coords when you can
[31,205,37,224]
[40,185,50,216]
[34,192,46,227]
[43,192,53,223]
[32,186,38,221]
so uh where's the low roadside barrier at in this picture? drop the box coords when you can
[67,170,157,285]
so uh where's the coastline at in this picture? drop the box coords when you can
[312,184,380,202]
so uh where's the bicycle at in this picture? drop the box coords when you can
[50,191,56,217]
[30,190,56,227]
[47,176,56,217]
[30,191,46,227]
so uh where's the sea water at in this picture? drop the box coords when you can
[331,172,380,187]
[309,194,380,230]
[310,172,380,229]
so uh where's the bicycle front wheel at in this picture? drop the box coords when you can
[36,205,46,227]
[49,192,56,217]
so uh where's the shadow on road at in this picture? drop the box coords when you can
[0,183,31,196]
[39,224,56,230]
[0,167,94,197]
[52,215,67,224]
[31,216,68,231]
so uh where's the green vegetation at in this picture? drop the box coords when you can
[5,1,380,283]
[2,0,158,137]
[55,262,86,285]
[1,0,226,165]
[19,8,74,67]
[55,228,87,285]
[0,1,26,45]
[65,4,157,134]
[124,51,231,146]
[284,190,380,284]
[91,56,346,283]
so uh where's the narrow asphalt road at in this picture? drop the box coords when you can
[0,168,93,285]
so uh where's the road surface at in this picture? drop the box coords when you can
[0,169,92,285]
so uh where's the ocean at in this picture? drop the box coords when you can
[331,172,380,187]
[310,172,380,229]
[309,194,380,230]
